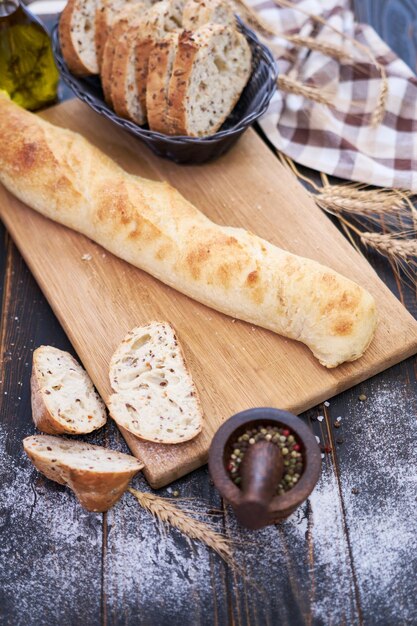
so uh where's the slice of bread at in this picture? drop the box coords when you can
[182,0,235,30]
[31,346,107,435]
[23,435,143,512]
[100,3,147,105]
[146,33,179,133]
[167,24,252,137]
[108,322,203,444]
[59,0,100,75]
[111,0,182,123]
[95,0,151,69]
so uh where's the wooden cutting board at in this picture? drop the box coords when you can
[1,99,417,488]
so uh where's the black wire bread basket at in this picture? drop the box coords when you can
[52,19,278,164]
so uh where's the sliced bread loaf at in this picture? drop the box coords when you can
[146,33,179,132]
[95,0,152,69]
[31,346,107,435]
[100,3,147,106]
[108,322,203,444]
[23,435,143,512]
[182,0,235,30]
[167,24,252,136]
[59,0,100,75]
[111,0,182,123]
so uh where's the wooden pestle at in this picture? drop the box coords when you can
[234,440,284,530]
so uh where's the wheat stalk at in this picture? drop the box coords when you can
[128,488,236,568]
[232,0,278,37]
[282,34,351,62]
[272,0,389,126]
[316,185,406,215]
[278,75,334,107]
[359,231,417,259]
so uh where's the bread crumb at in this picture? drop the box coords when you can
[317,415,324,422]
[81,253,92,261]
[324,401,330,407]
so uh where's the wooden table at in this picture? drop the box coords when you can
[1,1,416,624]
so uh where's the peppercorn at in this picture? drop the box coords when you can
[226,424,304,495]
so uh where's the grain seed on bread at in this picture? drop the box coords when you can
[31,346,107,435]
[23,435,143,512]
[167,24,252,136]
[108,322,203,444]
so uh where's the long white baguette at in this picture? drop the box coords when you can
[0,94,377,367]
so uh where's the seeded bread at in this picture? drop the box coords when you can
[59,0,100,75]
[31,346,107,435]
[146,33,179,132]
[167,24,252,136]
[23,435,143,512]
[107,322,203,444]
[100,3,147,106]
[182,0,235,30]
[111,0,182,123]
[95,0,151,69]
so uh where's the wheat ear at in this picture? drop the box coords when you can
[273,0,389,126]
[278,75,334,107]
[128,488,236,567]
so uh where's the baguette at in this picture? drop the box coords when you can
[31,345,107,435]
[108,322,203,443]
[167,25,252,137]
[23,435,143,512]
[0,94,377,367]
[59,0,100,75]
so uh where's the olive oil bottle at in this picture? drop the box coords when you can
[0,0,59,110]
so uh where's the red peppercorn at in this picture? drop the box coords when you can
[282,429,290,437]
[294,444,301,451]
[227,463,233,472]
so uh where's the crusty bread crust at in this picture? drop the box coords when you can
[0,93,377,368]
[166,30,200,135]
[23,435,143,512]
[94,1,108,69]
[59,0,99,75]
[31,367,66,435]
[146,34,179,133]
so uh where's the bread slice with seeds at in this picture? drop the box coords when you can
[95,0,152,69]
[108,322,203,444]
[31,346,107,435]
[111,0,183,123]
[167,24,252,137]
[100,2,148,106]
[146,32,179,133]
[59,0,100,75]
[182,0,235,30]
[23,435,143,512]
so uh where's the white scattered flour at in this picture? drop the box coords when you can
[1,380,416,623]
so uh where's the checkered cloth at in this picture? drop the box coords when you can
[248,0,417,192]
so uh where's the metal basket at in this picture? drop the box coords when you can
[51,19,277,164]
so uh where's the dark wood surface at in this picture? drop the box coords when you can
[1,1,417,625]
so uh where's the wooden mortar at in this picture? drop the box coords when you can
[208,408,321,530]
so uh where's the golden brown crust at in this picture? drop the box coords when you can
[109,31,134,116]
[23,436,143,512]
[146,35,178,133]
[59,0,98,76]
[95,2,109,69]
[0,94,377,368]
[166,30,200,135]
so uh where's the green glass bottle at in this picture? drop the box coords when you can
[0,0,59,110]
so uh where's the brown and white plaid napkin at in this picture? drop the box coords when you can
[247,0,417,192]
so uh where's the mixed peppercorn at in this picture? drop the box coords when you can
[227,424,304,495]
